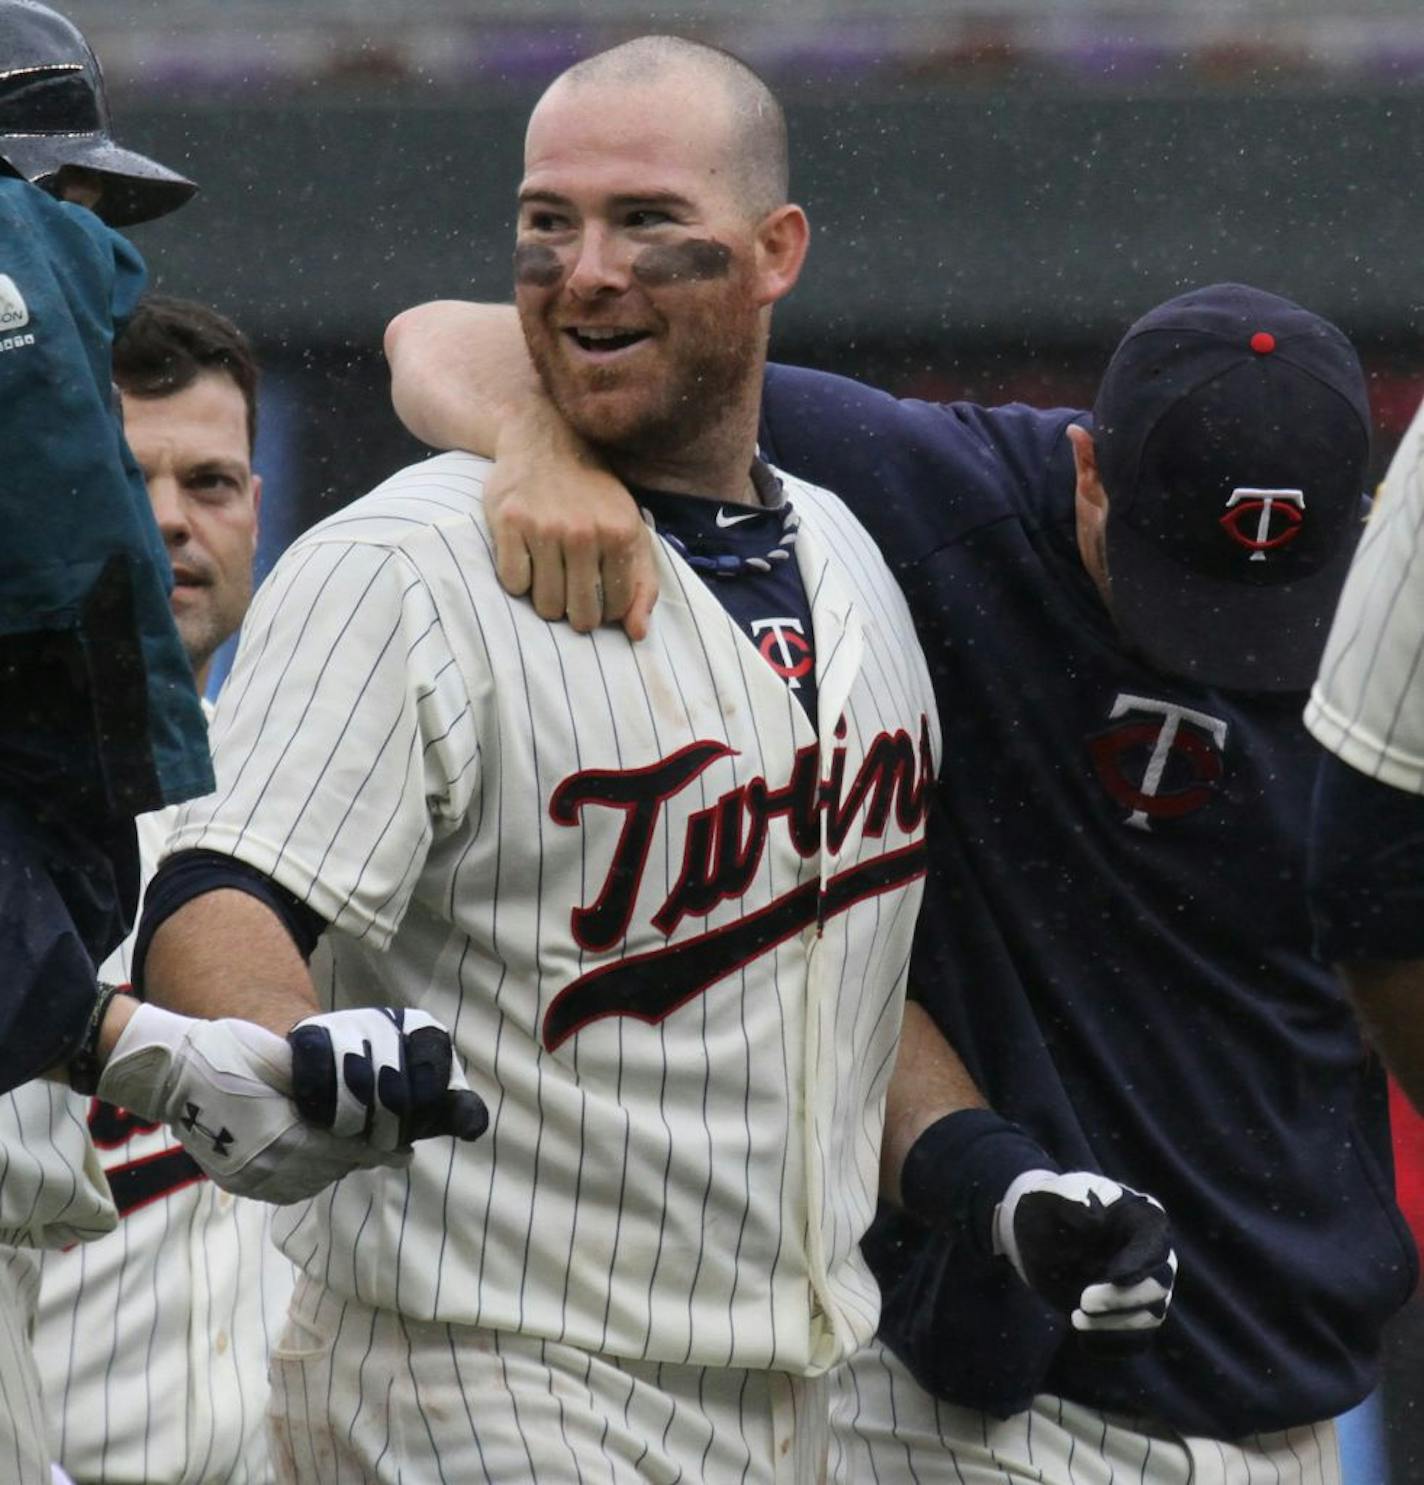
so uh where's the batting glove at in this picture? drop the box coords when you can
[288,1007,489,1153]
[97,1003,407,1204]
[993,1169,1178,1335]
[900,1108,1177,1340]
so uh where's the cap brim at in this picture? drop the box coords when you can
[1105,514,1360,694]
[2,132,195,224]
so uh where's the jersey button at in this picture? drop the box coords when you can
[215,1330,229,1354]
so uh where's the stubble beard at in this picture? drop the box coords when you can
[174,583,249,682]
[524,294,763,472]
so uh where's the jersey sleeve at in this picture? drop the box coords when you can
[759,363,1082,564]
[165,536,481,947]
[1307,398,1424,791]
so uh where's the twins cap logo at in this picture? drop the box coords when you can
[1219,487,1305,562]
[0,275,29,332]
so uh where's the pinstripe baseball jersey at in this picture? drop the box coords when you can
[0,1088,113,1253]
[165,449,939,1374]
[1308,397,1424,788]
[827,1337,1343,1485]
[0,707,296,1485]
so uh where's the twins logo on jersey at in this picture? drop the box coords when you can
[1219,487,1306,560]
[1088,693,1230,831]
[751,617,813,689]
[543,712,935,1049]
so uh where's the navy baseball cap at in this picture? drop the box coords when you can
[1093,283,1370,693]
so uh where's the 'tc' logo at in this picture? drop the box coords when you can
[751,617,813,689]
[1088,693,1229,831]
[1219,487,1305,561]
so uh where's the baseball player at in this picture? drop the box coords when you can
[386,280,1414,1483]
[128,35,954,1483]
[17,296,293,1485]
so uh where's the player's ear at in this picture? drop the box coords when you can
[1067,422,1110,588]
[752,204,809,307]
[1068,423,1107,515]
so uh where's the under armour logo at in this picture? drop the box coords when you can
[751,617,813,689]
[1219,487,1305,561]
[180,1102,234,1158]
[1088,693,1229,831]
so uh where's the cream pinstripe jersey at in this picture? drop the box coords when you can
[167,451,940,1376]
[0,1088,113,1253]
[1308,397,1424,788]
[2,721,296,1485]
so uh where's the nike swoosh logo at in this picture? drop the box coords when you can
[715,506,759,528]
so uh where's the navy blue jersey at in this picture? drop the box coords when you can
[759,363,1417,1436]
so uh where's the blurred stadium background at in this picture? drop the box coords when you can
[62,0,1424,562]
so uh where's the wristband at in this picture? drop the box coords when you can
[900,1107,1061,1257]
[68,981,126,1097]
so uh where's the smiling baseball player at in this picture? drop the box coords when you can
[127,36,950,1482]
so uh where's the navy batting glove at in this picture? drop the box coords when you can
[900,1109,1177,1344]
[288,1007,489,1153]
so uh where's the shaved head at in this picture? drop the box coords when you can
[546,35,789,219]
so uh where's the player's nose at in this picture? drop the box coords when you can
[147,476,191,543]
[565,223,630,300]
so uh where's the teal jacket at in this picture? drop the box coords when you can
[0,177,211,815]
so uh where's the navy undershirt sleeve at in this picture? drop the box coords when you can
[132,848,328,994]
[1309,751,1424,961]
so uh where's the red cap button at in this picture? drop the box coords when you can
[1250,331,1276,354]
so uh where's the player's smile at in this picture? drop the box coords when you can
[562,324,653,361]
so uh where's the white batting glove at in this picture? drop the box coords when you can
[97,1004,407,1205]
[993,1169,1178,1336]
[287,1007,489,1154]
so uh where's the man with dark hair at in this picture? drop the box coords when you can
[112,296,262,691]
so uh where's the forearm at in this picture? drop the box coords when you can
[1341,958,1424,1115]
[142,888,320,1035]
[880,998,987,1204]
[385,298,654,636]
[40,988,139,1087]
[385,300,542,455]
